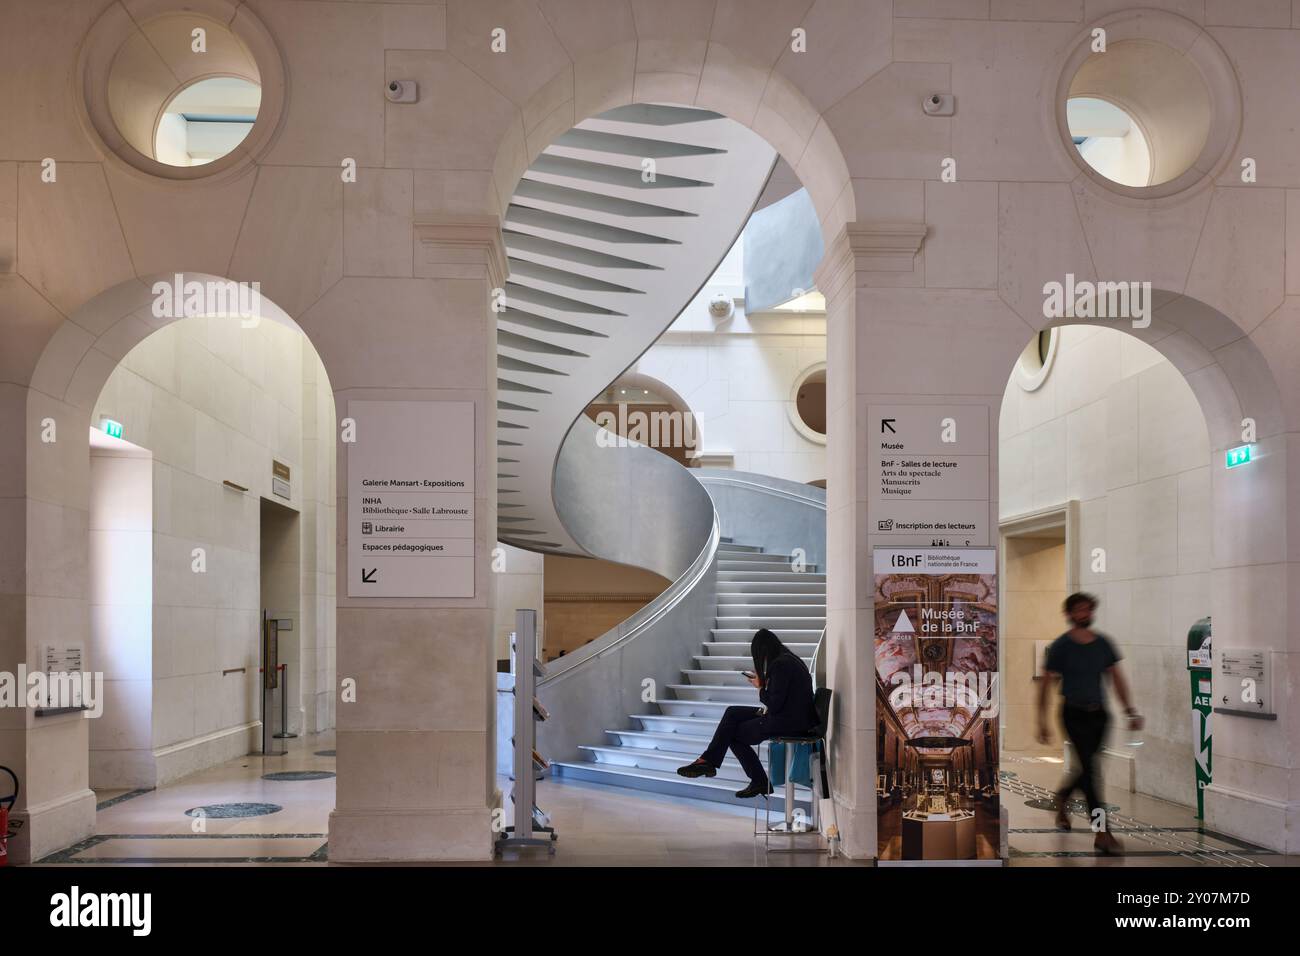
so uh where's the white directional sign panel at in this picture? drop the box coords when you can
[347,400,475,598]
[867,404,990,547]
[1217,649,1273,716]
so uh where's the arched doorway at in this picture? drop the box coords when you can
[15,274,339,863]
[996,292,1290,854]
[485,35,862,855]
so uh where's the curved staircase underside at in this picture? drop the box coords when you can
[496,104,777,556]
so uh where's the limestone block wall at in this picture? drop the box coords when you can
[629,243,829,484]
[91,315,336,786]
[4,0,1300,861]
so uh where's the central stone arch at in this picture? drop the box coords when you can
[481,20,872,849]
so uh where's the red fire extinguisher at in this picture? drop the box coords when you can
[0,765,17,867]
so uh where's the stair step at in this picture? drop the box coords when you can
[656,698,742,718]
[718,571,825,583]
[717,543,764,554]
[632,713,725,735]
[718,559,818,573]
[580,745,757,782]
[605,728,754,756]
[551,762,811,811]
[707,629,816,642]
[692,655,813,670]
[705,640,818,655]
[716,616,826,630]
[682,668,756,685]
[669,683,760,703]
[716,581,826,594]
[717,603,825,616]
[716,593,826,607]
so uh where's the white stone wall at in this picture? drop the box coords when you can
[628,242,828,484]
[491,543,545,664]
[91,316,335,785]
[87,452,152,789]
[1000,324,1212,807]
[6,0,1300,862]
[300,335,337,735]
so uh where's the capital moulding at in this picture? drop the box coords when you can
[414,216,508,289]
[814,221,928,295]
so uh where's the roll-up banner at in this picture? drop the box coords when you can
[874,548,1000,863]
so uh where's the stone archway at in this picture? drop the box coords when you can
[483,27,872,850]
[13,273,338,863]
[995,290,1294,852]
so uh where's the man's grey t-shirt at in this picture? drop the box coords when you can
[1045,632,1120,707]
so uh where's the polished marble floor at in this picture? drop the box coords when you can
[34,735,1294,866]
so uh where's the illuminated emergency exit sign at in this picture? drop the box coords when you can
[1225,445,1252,469]
[100,418,123,439]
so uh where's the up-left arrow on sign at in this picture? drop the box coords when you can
[361,568,378,583]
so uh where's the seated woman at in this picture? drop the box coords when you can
[676,628,818,798]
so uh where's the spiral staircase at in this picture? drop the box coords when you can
[497,105,826,813]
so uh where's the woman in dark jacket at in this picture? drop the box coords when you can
[676,628,818,798]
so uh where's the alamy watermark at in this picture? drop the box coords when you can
[0,666,103,718]
[1042,273,1151,329]
[151,274,262,327]
[888,664,998,718]
[594,403,698,455]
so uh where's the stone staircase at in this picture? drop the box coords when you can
[553,539,824,812]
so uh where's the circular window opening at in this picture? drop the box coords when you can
[1014,329,1058,393]
[1067,97,1150,187]
[155,76,261,167]
[79,4,282,180]
[796,370,826,435]
[788,364,827,444]
[1065,39,1211,189]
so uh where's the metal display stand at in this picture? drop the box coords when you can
[274,661,298,739]
[496,609,557,854]
[257,610,286,757]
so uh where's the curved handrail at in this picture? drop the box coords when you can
[693,471,827,509]
[810,627,828,691]
[694,469,827,572]
[540,414,719,687]
[538,517,718,685]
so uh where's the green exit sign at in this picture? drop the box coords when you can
[100,418,123,439]
[1225,444,1252,469]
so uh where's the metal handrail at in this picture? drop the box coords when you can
[810,626,828,691]
[537,516,720,685]
[693,472,827,510]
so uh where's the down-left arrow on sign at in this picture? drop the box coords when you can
[361,568,378,583]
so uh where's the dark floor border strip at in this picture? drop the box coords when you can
[1011,825,1277,853]
[1010,848,1271,860]
[95,788,154,811]
[38,833,327,864]
[93,832,327,839]
[48,854,326,865]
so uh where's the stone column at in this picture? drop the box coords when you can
[324,217,502,861]
[818,221,1027,859]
